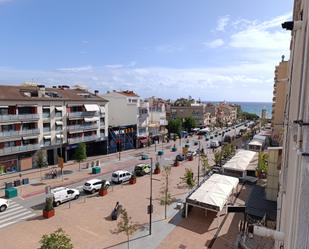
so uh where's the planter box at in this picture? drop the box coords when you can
[158,150,164,156]
[129,178,136,184]
[154,168,161,174]
[171,147,177,152]
[92,167,101,174]
[174,161,180,167]
[141,155,149,160]
[43,209,55,219]
[188,156,193,161]
[99,188,108,196]
[5,187,17,198]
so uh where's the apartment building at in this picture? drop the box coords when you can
[271,58,289,144]
[216,102,238,126]
[102,90,138,152]
[137,100,149,148]
[0,85,108,173]
[276,1,309,248]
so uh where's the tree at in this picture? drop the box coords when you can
[167,118,182,136]
[179,168,196,189]
[113,208,138,249]
[74,143,87,171]
[159,166,173,219]
[36,150,48,180]
[214,151,222,166]
[200,153,210,176]
[257,152,268,177]
[39,228,73,249]
[182,116,197,132]
[240,111,259,121]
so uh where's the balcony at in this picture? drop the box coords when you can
[67,124,98,132]
[42,113,50,119]
[68,135,98,144]
[43,127,51,133]
[0,114,39,122]
[68,112,98,119]
[0,128,40,139]
[0,144,40,156]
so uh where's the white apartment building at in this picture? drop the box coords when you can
[0,85,108,172]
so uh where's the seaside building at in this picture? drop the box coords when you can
[271,57,289,144]
[0,84,108,173]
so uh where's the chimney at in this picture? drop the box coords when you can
[94,90,99,95]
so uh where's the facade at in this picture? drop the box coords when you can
[271,58,289,144]
[102,90,139,152]
[276,1,309,248]
[216,102,238,126]
[0,85,108,173]
[170,104,207,127]
[137,100,149,147]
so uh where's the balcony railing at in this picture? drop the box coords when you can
[43,127,51,133]
[67,112,99,118]
[0,144,40,156]
[67,124,98,131]
[68,135,98,144]
[0,128,40,138]
[0,114,39,122]
[42,113,50,119]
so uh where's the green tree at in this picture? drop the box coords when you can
[39,228,73,249]
[36,150,48,180]
[159,166,173,219]
[257,152,268,176]
[182,116,197,132]
[113,208,138,249]
[167,118,182,136]
[74,143,87,171]
[200,153,210,176]
[214,151,222,166]
[180,168,196,189]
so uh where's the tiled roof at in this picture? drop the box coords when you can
[117,90,139,97]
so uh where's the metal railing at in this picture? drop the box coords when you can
[42,113,50,119]
[67,112,99,118]
[43,127,51,133]
[0,144,40,155]
[0,128,40,138]
[68,135,98,144]
[0,114,39,122]
[67,124,98,131]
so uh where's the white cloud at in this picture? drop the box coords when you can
[155,44,184,53]
[216,15,230,31]
[204,39,224,48]
[57,65,93,72]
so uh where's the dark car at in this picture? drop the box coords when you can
[210,136,214,139]
[176,154,185,161]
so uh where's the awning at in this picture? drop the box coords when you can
[84,117,99,122]
[56,134,64,139]
[42,106,50,109]
[55,121,63,125]
[43,135,51,139]
[23,135,38,140]
[248,140,263,146]
[84,104,100,112]
[55,106,63,111]
[0,106,8,108]
[223,150,257,172]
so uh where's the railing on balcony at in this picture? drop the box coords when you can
[43,127,51,133]
[67,124,98,131]
[0,128,40,138]
[68,135,98,144]
[0,144,40,155]
[0,114,39,122]
[42,113,50,119]
[68,112,99,118]
[55,112,62,118]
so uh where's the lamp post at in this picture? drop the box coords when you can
[197,141,201,186]
[148,157,153,235]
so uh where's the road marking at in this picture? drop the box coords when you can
[0,213,36,229]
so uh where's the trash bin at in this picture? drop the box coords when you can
[5,187,18,198]
[158,150,164,156]
[22,178,29,185]
[14,180,21,187]
[171,147,177,152]
[92,166,101,174]
[5,182,13,189]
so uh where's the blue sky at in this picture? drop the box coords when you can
[0,0,293,101]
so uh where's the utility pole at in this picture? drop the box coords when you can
[197,141,201,185]
[149,157,153,235]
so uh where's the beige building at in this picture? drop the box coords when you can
[0,85,108,172]
[276,0,309,248]
[272,58,289,144]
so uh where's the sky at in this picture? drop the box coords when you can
[0,0,293,102]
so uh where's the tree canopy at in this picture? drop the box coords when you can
[39,228,73,249]
[167,118,182,136]
[182,117,197,132]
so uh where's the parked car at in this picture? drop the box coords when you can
[0,198,9,212]
[176,154,185,161]
[83,179,111,194]
[210,140,220,148]
[187,150,197,157]
[111,170,132,184]
[210,136,214,139]
[134,163,151,176]
[51,187,80,207]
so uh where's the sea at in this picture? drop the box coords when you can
[207,102,272,118]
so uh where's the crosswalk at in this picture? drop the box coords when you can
[0,201,36,229]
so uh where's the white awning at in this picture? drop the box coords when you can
[43,135,51,139]
[23,135,38,140]
[84,104,100,112]
[55,106,63,111]
[56,134,64,139]
[0,106,8,108]
[55,121,63,125]
[42,106,50,109]
[223,150,257,172]
[187,174,239,212]
[84,117,99,122]
[248,140,263,147]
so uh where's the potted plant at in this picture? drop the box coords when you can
[99,180,108,196]
[43,197,55,219]
[154,162,161,174]
[174,158,180,167]
[129,174,137,184]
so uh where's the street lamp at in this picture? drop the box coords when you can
[147,157,153,235]
[197,141,201,186]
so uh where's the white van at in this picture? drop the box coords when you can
[111,170,132,184]
[51,187,80,207]
[210,140,220,148]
